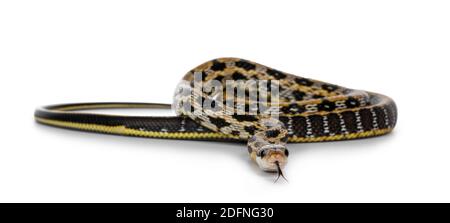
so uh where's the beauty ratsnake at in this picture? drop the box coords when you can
[35,58,397,181]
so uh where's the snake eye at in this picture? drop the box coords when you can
[284,149,289,157]
[258,149,267,157]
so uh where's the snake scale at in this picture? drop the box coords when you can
[35,58,397,179]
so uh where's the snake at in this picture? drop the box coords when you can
[35,58,397,181]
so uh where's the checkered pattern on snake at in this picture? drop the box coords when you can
[172,58,397,174]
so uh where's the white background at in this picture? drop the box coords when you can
[1,0,449,202]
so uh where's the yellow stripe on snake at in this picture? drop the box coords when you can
[35,58,397,180]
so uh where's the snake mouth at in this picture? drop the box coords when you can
[257,151,288,173]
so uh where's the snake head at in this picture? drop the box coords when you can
[255,144,289,172]
[247,119,289,174]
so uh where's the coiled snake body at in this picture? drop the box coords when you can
[35,58,397,179]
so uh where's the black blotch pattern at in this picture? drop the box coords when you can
[341,111,358,133]
[232,115,259,122]
[266,69,287,79]
[235,60,256,71]
[208,117,231,128]
[326,113,341,135]
[373,107,387,129]
[309,115,326,137]
[345,97,360,108]
[279,116,289,125]
[280,105,290,114]
[294,78,314,86]
[265,129,281,138]
[214,75,225,82]
[231,130,240,136]
[292,90,306,100]
[292,116,307,137]
[232,72,247,80]
[211,60,226,71]
[278,116,290,135]
[359,108,374,131]
[244,126,257,135]
[312,95,325,99]
[318,100,336,111]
